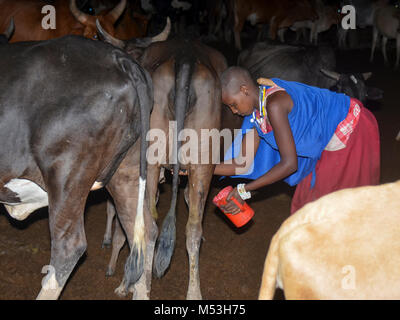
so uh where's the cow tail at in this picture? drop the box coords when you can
[258,233,280,300]
[153,58,193,278]
[117,54,153,288]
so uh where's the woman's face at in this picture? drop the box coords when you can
[222,85,256,116]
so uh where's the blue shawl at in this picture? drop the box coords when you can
[224,78,350,187]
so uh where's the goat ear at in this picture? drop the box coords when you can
[362,72,372,81]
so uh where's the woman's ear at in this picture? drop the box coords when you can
[240,85,249,96]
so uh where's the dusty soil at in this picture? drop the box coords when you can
[0,37,399,300]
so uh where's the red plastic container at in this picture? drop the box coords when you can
[213,186,254,227]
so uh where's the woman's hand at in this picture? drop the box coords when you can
[220,187,244,215]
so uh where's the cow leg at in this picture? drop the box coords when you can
[128,163,160,300]
[224,21,232,44]
[294,29,301,43]
[102,200,116,248]
[370,27,378,62]
[314,32,318,45]
[395,33,400,69]
[256,24,264,41]
[215,14,223,38]
[107,168,140,297]
[147,164,161,220]
[382,36,389,66]
[107,165,157,300]
[185,165,214,300]
[184,184,189,208]
[37,175,91,300]
[234,18,244,50]
[277,28,286,43]
[338,28,347,49]
[131,213,157,300]
[269,15,284,41]
[106,216,126,277]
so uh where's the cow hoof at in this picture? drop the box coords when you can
[114,284,128,297]
[132,280,149,300]
[186,289,202,300]
[132,290,150,300]
[106,267,115,277]
[102,239,112,249]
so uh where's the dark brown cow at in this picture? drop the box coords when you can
[97,19,229,299]
[87,0,150,39]
[226,0,318,49]
[0,35,152,299]
[0,0,126,42]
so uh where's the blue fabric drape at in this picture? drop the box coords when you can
[224,78,350,187]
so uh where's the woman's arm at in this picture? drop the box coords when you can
[223,91,298,214]
[214,128,260,176]
[245,91,297,191]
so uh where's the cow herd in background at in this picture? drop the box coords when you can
[0,0,399,300]
[1,0,399,65]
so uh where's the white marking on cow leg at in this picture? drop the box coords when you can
[186,251,202,300]
[185,183,204,300]
[36,272,62,300]
[3,179,48,220]
[132,272,150,300]
[132,219,157,300]
[90,181,103,191]
[133,177,146,258]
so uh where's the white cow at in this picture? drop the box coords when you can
[287,0,340,44]
[259,180,400,300]
[370,2,400,68]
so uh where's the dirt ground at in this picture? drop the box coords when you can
[0,34,399,300]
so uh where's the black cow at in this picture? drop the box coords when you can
[238,42,383,105]
[97,18,228,299]
[0,35,152,299]
[0,18,13,43]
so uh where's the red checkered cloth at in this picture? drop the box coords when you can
[325,98,362,151]
[291,98,380,214]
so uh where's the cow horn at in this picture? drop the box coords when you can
[151,17,171,43]
[106,0,127,24]
[4,18,14,40]
[96,19,125,48]
[70,0,91,25]
[320,68,341,81]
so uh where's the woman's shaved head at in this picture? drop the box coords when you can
[220,66,258,117]
[221,66,255,95]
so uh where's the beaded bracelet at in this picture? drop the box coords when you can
[237,183,251,200]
